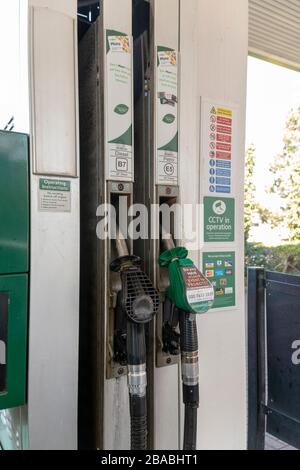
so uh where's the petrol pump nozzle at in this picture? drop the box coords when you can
[160,227,214,314]
[158,232,215,450]
[111,230,159,324]
[111,228,160,450]
[159,246,214,315]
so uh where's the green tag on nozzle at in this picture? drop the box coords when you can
[159,247,214,314]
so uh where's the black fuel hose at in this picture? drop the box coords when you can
[179,313,199,451]
[127,321,148,450]
[112,231,159,451]
[183,404,198,451]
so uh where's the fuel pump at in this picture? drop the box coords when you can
[78,0,161,450]
[111,232,159,450]
[159,233,214,450]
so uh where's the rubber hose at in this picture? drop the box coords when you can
[179,313,198,352]
[183,405,198,451]
[127,321,148,450]
[179,313,199,451]
[127,322,146,366]
[130,395,148,450]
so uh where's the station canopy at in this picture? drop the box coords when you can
[249,0,300,70]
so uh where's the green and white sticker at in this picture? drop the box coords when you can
[106,30,133,181]
[204,197,235,242]
[156,46,178,185]
[39,178,71,212]
[202,252,236,309]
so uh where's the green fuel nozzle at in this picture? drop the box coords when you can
[159,246,214,314]
[159,239,214,450]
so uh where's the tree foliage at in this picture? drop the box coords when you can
[246,242,300,274]
[244,144,258,242]
[269,107,300,241]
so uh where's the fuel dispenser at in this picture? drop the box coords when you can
[79,0,215,450]
[0,131,29,414]
[78,0,159,450]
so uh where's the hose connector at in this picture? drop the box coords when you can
[128,364,147,398]
[181,351,199,387]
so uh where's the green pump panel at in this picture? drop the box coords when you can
[0,131,29,411]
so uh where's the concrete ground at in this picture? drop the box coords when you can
[265,434,297,450]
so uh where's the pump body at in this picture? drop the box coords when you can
[0,132,29,413]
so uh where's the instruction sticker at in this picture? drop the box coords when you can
[181,266,214,313]
[182,266,214,302]
[39,178,71,212]
[201,100,238,196]
[204,197,235,242]
[106,30,133,182]
[202,252,236,309]
[156,47,179,185]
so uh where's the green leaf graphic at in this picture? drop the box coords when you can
[163,114,175,124]
[114,104,129,115]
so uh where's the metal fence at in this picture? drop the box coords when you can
[248,268,300,450]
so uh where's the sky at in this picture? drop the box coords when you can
[246,56,300,212]
[246,57,300,244]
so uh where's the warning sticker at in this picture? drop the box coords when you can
[217,107,232,118]
[39,178,71,212]
[201,99,238,196]
[181,266,215,306]
[217,125,232,135]
[216,143,231,152]
[217,134,231,144]
[217,116,232,126]
[156,46,179,185]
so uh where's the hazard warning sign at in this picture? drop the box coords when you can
[201,99,238,197]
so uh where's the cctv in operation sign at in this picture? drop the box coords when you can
[204,197,235,243]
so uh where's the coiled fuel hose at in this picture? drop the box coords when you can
[127,321,148,450]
